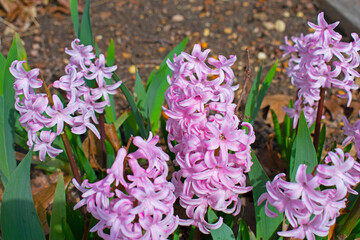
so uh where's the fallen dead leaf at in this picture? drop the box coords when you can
[82,131,103,170]
[260,94,293,126]
[32,172,71,234]
[105,123,121,152]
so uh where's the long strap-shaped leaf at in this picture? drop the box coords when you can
[114,73,147,139]
[1,149,46,240]
[49,173,66,240]
[70,0,80,37]
[289,111,317,181]
[0,38,18,185]
[248,151,283,240]
[250,60,278,124]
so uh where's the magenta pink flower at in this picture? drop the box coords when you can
[85,54,117,87]
[45,95,77,135]
[34,131,63,161]
[342,115,360,158]
[164,44,255,233]
[208,54,237,83]
[73,133,179,240]
[65,38,95,66]
[17,94,49,132]
[90,80,122,106]
[10,60,42,99]
[259,148,360,239]
[181,44,212,79]
[12,39,120,163]
[307,12,342,46]
[282,12,360,127]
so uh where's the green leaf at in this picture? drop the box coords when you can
[104,40,116,123]
[145,69,156,90]
[248,151,283,240]
[14,33,28,64]
[62,218,76,240]
[105,140,115,168]
[172,227,180,240]
[75,145,97,182]
[106,38,115,67]
[114,111,131,130]
[290,111,318,181]
[116,75,147,138]
[207,208,235,240]
[316,124,326,163]
[49,173,66,240]
[250,60,278,124]
[66,202,84,240]
[344,143,353,153]
[237,219,250,240]
[79,0,93,46]
[244,64,262,121]
[70,0,80,37]
[271,109,284,157]
[283,100,293,157]
[66,128,97,182]
[0,38,18,185]
[144,37,188,132]
[0,52,6,95]
[134,69,147,115]
[1,149,46,240]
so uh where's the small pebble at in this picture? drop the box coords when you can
[275,20,286,33]
[257,52,267,60]
[33,43,40,50]
[263,21,275,30]
[128,65,136,74]
[95,35,103,42]
[203,28,210,37]
[254,12,268,21]
[158,47,167,53]
[282,11,290,18]
[172,14,184,22]
[122,52,132,59]
[30,50,38,57]
[224,27,232,34]
[297,11,304,18]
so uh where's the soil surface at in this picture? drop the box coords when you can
[1,0,360,238]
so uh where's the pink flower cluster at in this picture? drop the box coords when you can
[12,39,120,161]
[258,148,360,240]
[281,12,360,127]
[342,113,360,158]
[73,133,179,240]
[164,44,255,233]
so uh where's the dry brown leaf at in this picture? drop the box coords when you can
[105,123,121,151]
[82,131,103,170]
[324,95,346,123]
[32,172,71,234]
[260,94,293,126]
[0,0,17,14]
[0,0,46,32]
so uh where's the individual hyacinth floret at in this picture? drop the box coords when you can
[342,112,360,159]
[281,12,360,128]
[258,148,360,240]
[164,44,255,233]
[73,133,179,240]
[11,38,121,161]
